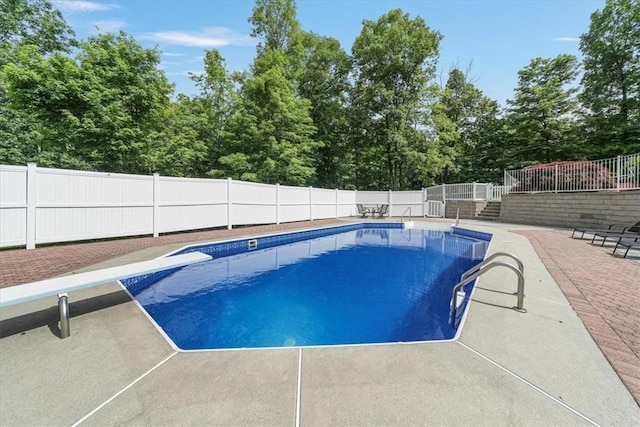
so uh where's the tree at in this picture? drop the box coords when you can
[438,67,500,182]
[349,9,444,190]
[189,49,236,176]
[249,0,304,81]
[506,54,580,165]
[213,0,320,185]
[0,0,75,55]
[579,0,640,156]
[3,32,174,173]
[298,32,352,188]
[0,0,76,166]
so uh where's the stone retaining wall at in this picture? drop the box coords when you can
[500,191,640,228]
[444,201,488,219]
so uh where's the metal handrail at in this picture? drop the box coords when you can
[450,261,526,327]
[400,207,412,222]
[461,252,524,281]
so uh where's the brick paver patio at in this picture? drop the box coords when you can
[1,221,638,405]
[517,230,639,405]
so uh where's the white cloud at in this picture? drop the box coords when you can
[552,37,580,42]
[162,52,186,57]
[54,1,120,12]
[140,27,255,48]
[91,19,127,32]
[165,70,204,77]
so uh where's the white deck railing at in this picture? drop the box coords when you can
[504,153,640,194]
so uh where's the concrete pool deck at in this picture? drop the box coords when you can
[1,219,639,426]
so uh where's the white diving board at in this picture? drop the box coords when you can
[0,251,212,338]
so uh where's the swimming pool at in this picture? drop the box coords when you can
[122,223,491,350]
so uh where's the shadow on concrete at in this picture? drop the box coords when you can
[0,290,131,338]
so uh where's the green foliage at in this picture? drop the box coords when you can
[349,9,444,190]
[579,0,640,156]
[299,32,352,188]
[3,33,174,173]
[0,0,76,56]
[506,54,580,164]
[1,0,637,191]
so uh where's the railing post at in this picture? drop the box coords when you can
[227,177,232,230]
[554,164,558,193]
[616,155,621,192]
[152,173,159,237]
[276,183,280,225]
[26,163,37,250]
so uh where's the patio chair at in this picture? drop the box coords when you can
[356,204,370,218]
[590,222,640,246]
[375,204,389,219]
[612,237,640,258]
[571,222,634,239]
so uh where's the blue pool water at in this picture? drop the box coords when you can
[123,225,490,350]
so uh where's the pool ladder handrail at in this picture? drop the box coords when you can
[400,207,412,222]
[450,252,526,328]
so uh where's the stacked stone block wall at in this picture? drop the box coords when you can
[444,201,488,219]
[500,191,640,228]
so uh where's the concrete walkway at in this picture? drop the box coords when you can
[1,219,639,426]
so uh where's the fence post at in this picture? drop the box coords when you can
[473,182,477,200]
[335,188,339,218]
[422,188,426,217]
[227,178,232,230]
[442,184,446,202]
[554,164,558,193]
[354,189,357,216]
[275,183,280,224]
[26,163,37,250]
[152,173,159,237]
[309,186,313,221]
[388,189,392,216]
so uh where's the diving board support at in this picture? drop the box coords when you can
[0,251,212,339]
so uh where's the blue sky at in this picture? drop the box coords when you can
[53,0,605,107]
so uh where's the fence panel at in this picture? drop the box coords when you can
[337,190,357,217]
[278,185,310,223]
[231,181,277,225]
[356,191,388,206]
[158,176,228,233]
[311,188,337,220]
[35,168,154,244]
[388,190,424,217]
[0,165,27,247]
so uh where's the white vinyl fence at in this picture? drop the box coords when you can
[0,164,358,249]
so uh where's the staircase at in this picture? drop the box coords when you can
[477,201,502,221]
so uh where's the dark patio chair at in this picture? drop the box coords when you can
[590,221,640,245]
[375,204,389,219]
[356,204,370,218]
[612,237,640,258]
[571,222,634,239]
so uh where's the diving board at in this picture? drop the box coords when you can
[0,251,212,338]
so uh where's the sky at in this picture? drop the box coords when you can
[52,0,606,107]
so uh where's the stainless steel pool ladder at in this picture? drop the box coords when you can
[450,252,526,327]
[400,207,412,222]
